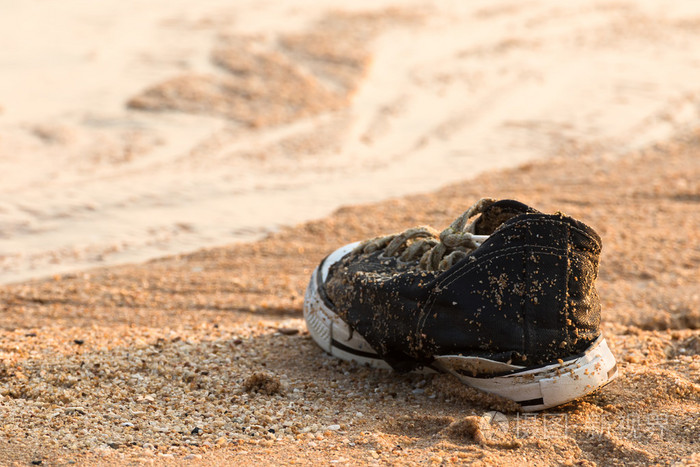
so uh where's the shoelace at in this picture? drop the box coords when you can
[356,198,495,271]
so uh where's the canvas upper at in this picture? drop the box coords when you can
[323,200,602,372]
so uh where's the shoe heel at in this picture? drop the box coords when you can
[435,336,618,411]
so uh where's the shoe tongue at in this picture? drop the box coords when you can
[473,199,538,235]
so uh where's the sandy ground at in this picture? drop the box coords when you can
[1,1,700,465]
[1,130,698,465]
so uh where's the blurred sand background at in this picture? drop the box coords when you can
[3,0,700,284]
[0,0,699,465]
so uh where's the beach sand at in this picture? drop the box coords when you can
[1,1,700,465]
[0,131,698,465]
[4,0,700,285]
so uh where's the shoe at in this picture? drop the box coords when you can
[303,198,618,411]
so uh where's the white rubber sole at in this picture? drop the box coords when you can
[303,243,619,411]
[303,242,393,370]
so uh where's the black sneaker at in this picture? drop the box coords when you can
[303,199,618,411]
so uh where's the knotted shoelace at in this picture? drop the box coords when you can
[355,198,495,271]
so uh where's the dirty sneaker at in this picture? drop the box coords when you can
[303,198,618,411]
